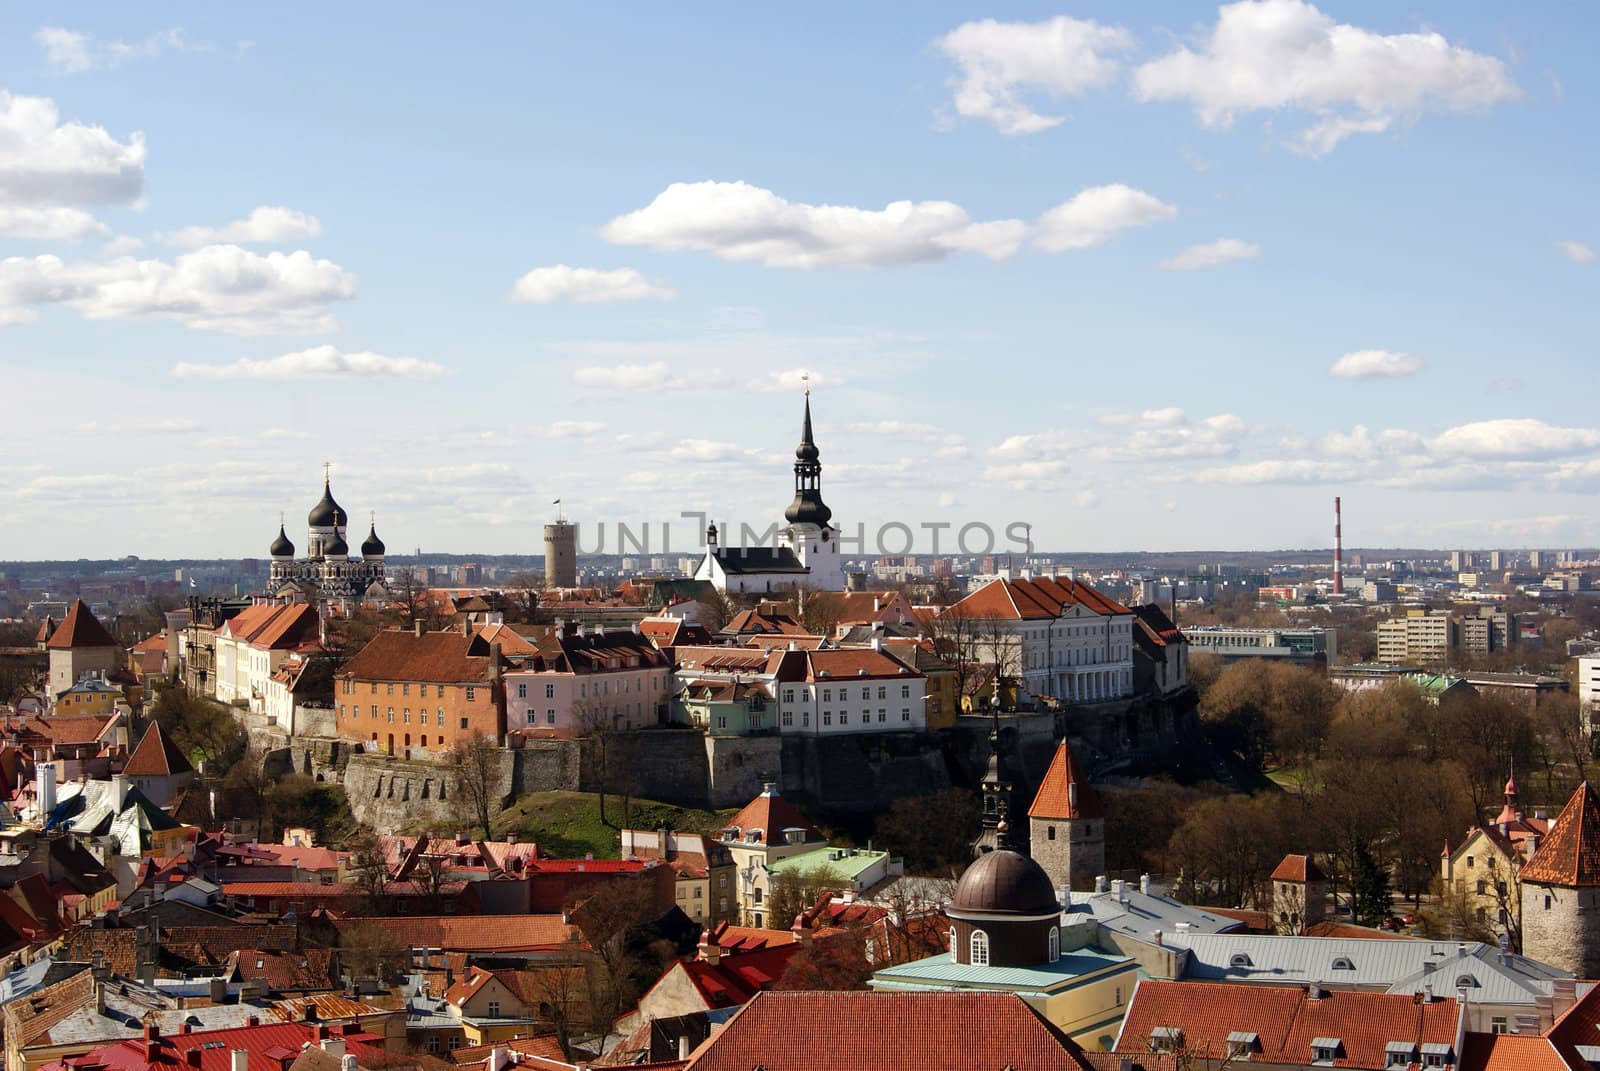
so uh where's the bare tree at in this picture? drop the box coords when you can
[526,940,595,1061]
[344,830,390,914]
[796,587,844,636]
[447,733,502,840]
[575,698,624,828]
[567,879,675,1028]
[698,587,734,634]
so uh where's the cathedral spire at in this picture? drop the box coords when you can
[784,386,832,527]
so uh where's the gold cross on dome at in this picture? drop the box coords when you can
[323,460,332,483]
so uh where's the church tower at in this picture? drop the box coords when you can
[1027,740,1104,892]
[973,714,1021,858]
[783,390,844,591]
[1521,781,1600,976]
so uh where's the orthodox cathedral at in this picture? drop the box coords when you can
[264,468,390,601]
[694,391,845,593]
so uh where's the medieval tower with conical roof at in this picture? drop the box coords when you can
[1027,739,1104,892]
[1520,781,1600,976]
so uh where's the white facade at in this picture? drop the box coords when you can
[773,660,929,734]
[504,662,676,737]
[1581,656,1600,739]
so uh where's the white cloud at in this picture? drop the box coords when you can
[35,26,203,73]
[937,491,959,508]
[1133,0,1518,154]
[545,420,607,438]
[511,265,674,304]
[0,90,146,206]
[164,206,323,248]
[983,458,1069,491]
[1194,459,1354,484]
[601,180,1027,268]
[671,439,747,463]
[171,345,447,382]
[0,205,108,241]
[1557,240,1595,264]
[35,28,92,73]
[1034,185,1177,252]
[1430,419,1600,461]
[849,420,944,439]
[1073,489,1101,508]
[571,361,676,391]
[1328,349,1425,379]
[936,16,1133,135]
[0,245,356,334]
[101,235,142,255]
[1159,238,1261,271]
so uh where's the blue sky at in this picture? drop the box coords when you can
[1,2,1596,559]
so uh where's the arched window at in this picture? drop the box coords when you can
[949,926,957,955]
[1048,926,1060,963]
[970,929,990,967]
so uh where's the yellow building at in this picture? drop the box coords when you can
[53,673,122,716]
[1441,775,1545,948]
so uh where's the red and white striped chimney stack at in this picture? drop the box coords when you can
[1333,496,1344,595]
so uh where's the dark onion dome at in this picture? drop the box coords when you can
[361,522,385,557]
[322,529,349,557]
[269,525,295,558]
[308,478,343,527]
[949,848,1060,918]
[785,491,833,527]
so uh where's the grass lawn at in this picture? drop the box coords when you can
[1266,765,1311,793]
[490,791,738,860]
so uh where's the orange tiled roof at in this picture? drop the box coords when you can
[683,991,1092,1071]
[1270,853,1328,883]
[946,577,1132,622]
[331,914,577,952]
[1029,740,1102,820]
[1116,980,1461,1069]
[123,721,194,777]
[47,601,117,649]
[1520,782,1600,887]
[1458,1033,1570,1071]
[476,623,540,657]
[340,629,500,685]
[723,788,820,847]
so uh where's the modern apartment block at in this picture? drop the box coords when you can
[1377,611,1456,665]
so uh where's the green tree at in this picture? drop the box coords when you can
[766,865,846,931]
[1350,842,1392,927]
[874,788,980,875]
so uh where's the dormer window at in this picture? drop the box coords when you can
[1229,953,1252,969]
[1310,1038,1343,1064]
[1331,956,1355,971]
[1150,1027,1183,1053]
[1421,1044,1453,1068]
[1386,1042,1417,1067]
[1227,1032,1259,1059]
[1455,974,1478,989]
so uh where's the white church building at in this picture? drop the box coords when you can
[694,392,845,594]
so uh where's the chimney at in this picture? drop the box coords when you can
[506,832,517,845]
[698,932,721,966]
[1309,981,1324,1001]
[38,763,56,819]
[1140,874,1151,896]
[1111,879,1125,901]
[208,977,226,1003]
[490,642,502,682]
[247,1015,260,1027]
[232,1050,249,1071]
[321,1038,346,1059]
[461,619,471,637]
[456,830,469,846]
[143,1023,161,1060]
[414,619,424,637]
[678,1036,691,1061]
[489,1048,509,1071]
[341,1057,358,1071]
[111,772,131,811]
[1095,875,1108,893]
[185,1048,202,1067]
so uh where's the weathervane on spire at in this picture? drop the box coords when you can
[323,460,332,485]
[802,370,810,397]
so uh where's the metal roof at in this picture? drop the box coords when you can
[1065,886,1243,939]
[869,946,1134,995]
[1162,933,1570,1005]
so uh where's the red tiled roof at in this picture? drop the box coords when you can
[331,914,577,952]
[678,946,802,1010]
[723,788,820,847]
[683,990,1093,1071]
[1270,853,1328,883]
[1028,740,1103,820]
[1458,1033,1571,1071]
[340,629,500,684]
[796,647,919,682]
[946,576,1132,622]
[1115,980,1461,1070]
[1546,981,1600,1066]
[133,633,168,654]
[37,713,119,745]
[40,1020,386,1071]
[1520,782,1600,887]
[124,721,194,777]
[48,601,118,649]
[476,623,540,656]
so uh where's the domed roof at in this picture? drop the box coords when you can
[308,479,343,528]
[269,524,295,558]
[361,523,385,557]
[322,530,349,557]
[784,493,833,527]
[950,848,1060,918]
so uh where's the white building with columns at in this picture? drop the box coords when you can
[941,575,1136,705]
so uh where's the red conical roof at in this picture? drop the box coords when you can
[1521,782,1600,887]
[46,600,117,650]
[1028,740,1102,820]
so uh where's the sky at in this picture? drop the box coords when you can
[0,2,1596,560]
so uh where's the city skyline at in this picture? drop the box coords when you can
[2,3,1597,558]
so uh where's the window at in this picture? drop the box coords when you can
[969,929,989,967]
[1491,1018,1508,1035]
[839,712,848,725]
[753,887,763,905]
[803,712,810,727]
[861,687,870,700]
[878,708,886,722]
[517,683,526,699]
[901,708,910,721]
[387,683,394,696]
[822,688,831,702]
[782,711,793,727]
[1466,855,1474,868]
[370,705,377,719]
[460,717,469,729]
[526,710,537,725]
[403,709,410,723]
[547,709,556,724]
[370,682,377,695]
[784,689,795,703]
[402,683,410,697]
[546,683,555,699]
[1331,956,1354,971]
[717,716,727,730]
[486,1001,500,1017]
[1048,926,1060,963]
[437,708,445,724]
[823,711,831,725]
[466,687,476,702]
[901,685,911,699]
[1047,825,1056,841]
[387,707,394,722]
[877,686,886,700]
